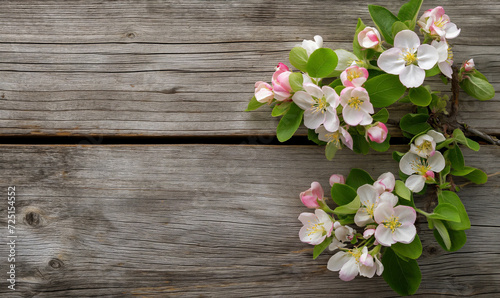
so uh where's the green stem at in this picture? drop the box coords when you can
[436,138,454,150]
[415,207,432,217]
[318,200,336,214]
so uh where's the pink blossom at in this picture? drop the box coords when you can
[329,174,345,186]
[298,209,334,245]
[340,66,369,88]
[293,84,340,131]
[417,6,461,40]
[315,126,353,150]
[374,203,417,246]
[366,122,388,143]
[373,172,395,194]
[300,181,324,209]
[358,27,382,49]
[463,59,475,72]
[340,87,374,126]
[254,81,274,104]
[272,63,292,101]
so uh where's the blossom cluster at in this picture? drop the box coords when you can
[246,1,494,296]
[299,172,416,281]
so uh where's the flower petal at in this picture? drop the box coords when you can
[323,86,340,108]
[405,174,426,193]
[374,202,393,224]
[357,184,378,206]
[323,109,340,132]
[377,48,405,75]
[394,206,417,225]
[399,152,419,175]
[394,30,420,50]
[298,212,317,225]
[400,65,425,88]
[311,182,324,200]
[292,91,314,110]
[343,106,365,126]
[428,151,445,173]
[379,192,398,207]
[393,224,416,244]
[359,263,377,278]
[438,61,453,79]
[375,224,396,246]
[417,44,439,70]
[427,130,446,143]
[339,258,359,281]
[444,23,461,39]
[355,208,374,227]
[327,251,350,271]
[303,109,326,130]
[303,83,324,99]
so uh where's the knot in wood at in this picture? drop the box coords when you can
[126,32,136,38]
[25,211,41,227]
[49,258,64,269]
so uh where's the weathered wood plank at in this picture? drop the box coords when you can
[0,144,498,297]
[0,0,498,137]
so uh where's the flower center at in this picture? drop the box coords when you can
[348,97,362,110]
[307,221,325,236]
[403,50,417,66]
[348,248,363,262]
[347,70,360,81]
[383,216,402,233]
[434,17,448,28]
[416,140,433,154]
[312,96,329,113]
[365,203,376,218]
[325,132,342,148]
[410,157,432,175]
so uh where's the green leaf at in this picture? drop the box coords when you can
[432,219,451,250]
[464,137,480,151]
[333,195,360,215]
[313,236,333,260]
[289,47,308,72]
[433,222,467,252]
[438,191,470,230]
[425,64,441,77]
[307,129,327,146]
[346,168,375,189]
[428,203,461,222]
[395,180,411,201]
[306,48,338,78]
[399,113,431,135]
[409,86,432,106]
[369,134,391,152]
[334,85,345,95]
[391,21,409,37]
[397,0,424,30]
[452,128,467,144]
[382,248,422,296]
[336,214,355,225]
[451,166,488,184]
[353,18,366,58]
[368,5,400,45]
[352,134,370,154]
[391,234,422,259]
[271,101,292,117]
[331,183,357,206]
[245,96,266,112]
[289,72,304,92]
[276,103,304,142]
[372,108,389,122]
[325,142,339,161]
[364,74,406,108]
[447,145,465,170]
[460,72,495,101]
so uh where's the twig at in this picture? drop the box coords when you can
[447,65,460,126]
[457,172,500,189]
[461,123,500,146]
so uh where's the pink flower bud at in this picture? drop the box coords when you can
[358,27,381,49]
[272,63,292,101]
[366,122,388,144]
[254,81,274,104]
[463,59,475,72]
[300,182,324,209]
[340,65,369,88]
[373,172,395,194]
[425,171,435,180]
[329,174,345,186]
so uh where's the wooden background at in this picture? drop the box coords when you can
[0,0,498,297]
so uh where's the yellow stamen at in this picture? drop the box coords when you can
[447,46,454,61]
[434,17,448,28]
[416,140,433,154]
[348,97,362,110]
[348,248,363,263]
[306,221,325,236]
[410,157,431,175]
[403,50,417,66]
[347,70,360,81]
[311,96,329,114]
[325,132,342,148]
[383,216,402,233]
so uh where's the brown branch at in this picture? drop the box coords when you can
[447,65,460,125]
[461,124,500,145]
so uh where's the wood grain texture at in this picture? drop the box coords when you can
[0,144,498,297]
[0,0,498,137]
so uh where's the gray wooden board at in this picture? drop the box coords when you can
[0,0,498,137]
[0,144,498,297]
